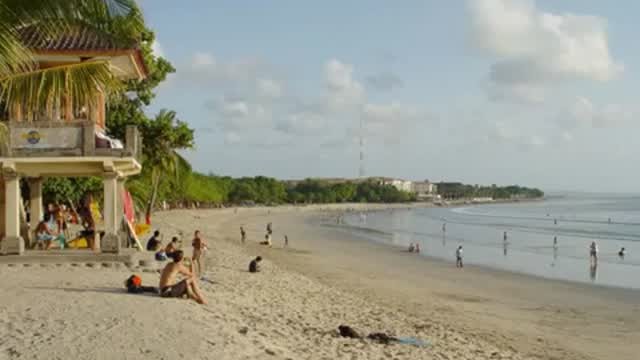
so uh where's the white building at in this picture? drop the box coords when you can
[411,180,438,200]
[369,177,413,192]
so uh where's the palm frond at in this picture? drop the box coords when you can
[0,61,120,115]
[0,0,143,75]
[0,121,8,155]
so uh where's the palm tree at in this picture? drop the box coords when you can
[142,109,194,218]
[0,0,144,116]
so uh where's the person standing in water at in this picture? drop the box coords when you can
[456,246,463,268]
[589,241,598,266]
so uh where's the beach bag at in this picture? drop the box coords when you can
[125,275,143,293]
[125,275,159,294]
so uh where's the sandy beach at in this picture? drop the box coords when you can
[1,205,638,360]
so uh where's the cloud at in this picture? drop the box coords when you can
[192,52,216,67]
[325,59,365,109]
[257,78,283,98]
[365,72,404,91]
[189,53,434,148]
[484,121,547,150]
[151,40,164,58]
[558,97,635,129]
[469,0,622,102]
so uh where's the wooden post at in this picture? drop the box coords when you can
[101,172,119,253]
[1,171,24,254]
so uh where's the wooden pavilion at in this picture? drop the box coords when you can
[0,26,147,255]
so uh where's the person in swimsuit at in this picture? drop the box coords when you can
[589,241,598,266]
[165,237,179,257]
[191,230,207,277]
[159,250,207,304]
[456,245,463,268]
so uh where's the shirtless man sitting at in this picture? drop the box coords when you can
[158,250,207,304]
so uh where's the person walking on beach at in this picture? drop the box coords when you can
[192,230,207,277]
[442,223,447,234]
[503,231,508,243]
[456,246,463,268]
[284,235,288,247]
[415,244,421,254]
[159,250,207,304]
[240,226,246,243]
[589,241,598,266]
[266,222,273,235]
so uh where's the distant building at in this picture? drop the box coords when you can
[412,180,436,194]
[367,177,413,192]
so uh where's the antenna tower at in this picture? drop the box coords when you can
[358,115,365,178]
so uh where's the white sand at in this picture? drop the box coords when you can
[0,205,638,359]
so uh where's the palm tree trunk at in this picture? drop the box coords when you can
[145,169,161,223]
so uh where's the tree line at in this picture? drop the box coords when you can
[436,183,544,200]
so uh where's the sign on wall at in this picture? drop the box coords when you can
[11,127,82,149]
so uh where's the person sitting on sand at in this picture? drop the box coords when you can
[249,256,262,273]
[619,247,626,259]
[165,237,179,256]
[35,220,55,250]
[408,243,415,253]
[260,233,272,247]
[456,245,463,268]
[159,250,207,304]
[146,230,161,251]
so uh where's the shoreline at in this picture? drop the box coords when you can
[213,205,640,360]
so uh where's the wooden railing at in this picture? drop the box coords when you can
[0,120,141,162]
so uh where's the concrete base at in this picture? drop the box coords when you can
[0,248,153,265]
[1,236,25,255]
[100,233,120,253]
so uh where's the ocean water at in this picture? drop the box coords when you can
[341,194,640,289]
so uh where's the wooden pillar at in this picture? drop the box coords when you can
[101,172,119,253]
[1,172,24,254]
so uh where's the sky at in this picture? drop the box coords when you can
[137,0,640,193]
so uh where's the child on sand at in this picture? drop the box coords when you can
[456,246,463,268]
[260,234,272,247]
[192,230,207,277]
[249,256,262,273]
[159,250,207,304]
